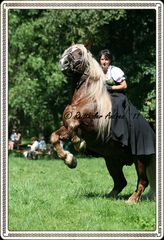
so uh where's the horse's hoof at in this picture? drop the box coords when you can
[65,160,77,169]
[127,192,140,204]
[68,159,77,169]
[64,151,77,169]
[79,140,86,151]
[147,191,156,201]
[73,140,86,152]
[106,189,119,198]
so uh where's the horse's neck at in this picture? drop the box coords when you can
[71,76,89,104]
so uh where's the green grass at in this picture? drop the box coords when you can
[8,153,156,231]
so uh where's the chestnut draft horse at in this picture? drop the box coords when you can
[51,44,156,203]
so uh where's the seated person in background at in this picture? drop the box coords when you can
[23,137,39,159]
[8,129,22,150]
[15,130,22,145]
[38,136,47,152]
[8,129,17,150]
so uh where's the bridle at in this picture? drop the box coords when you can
[65,49,86,75]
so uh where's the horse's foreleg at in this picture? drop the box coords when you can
[105,158,127,198]
[51,126,77,168]
[128,159,149,204]
[68,120,86,152]
[71,134,86,152]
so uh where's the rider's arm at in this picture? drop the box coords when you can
[111,79,127,91]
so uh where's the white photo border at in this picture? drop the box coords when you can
[1,1,163,239]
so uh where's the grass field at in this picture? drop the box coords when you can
[8,152,156,231]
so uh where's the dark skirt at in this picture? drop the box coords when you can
[109,93,155,155]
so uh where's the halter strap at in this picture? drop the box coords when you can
[75,72,88,90]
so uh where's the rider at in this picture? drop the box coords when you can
[99,49,127,93]
[98,49,130,147]
[98,49,155,155]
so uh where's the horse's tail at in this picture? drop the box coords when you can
[146,155,156,200]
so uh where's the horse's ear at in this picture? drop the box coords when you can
[84,40,92,50]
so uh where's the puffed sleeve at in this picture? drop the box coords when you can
[111,66,125,83]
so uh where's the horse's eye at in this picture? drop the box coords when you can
[73,49,82,59]
[78,50,82,56]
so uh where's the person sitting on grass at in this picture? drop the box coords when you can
[23,137,39,159]
[8,129,22,150]
[38,136,47,152]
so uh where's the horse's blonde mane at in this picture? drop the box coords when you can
[74,44,112,139]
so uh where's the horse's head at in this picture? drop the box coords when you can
[59,44,87,77]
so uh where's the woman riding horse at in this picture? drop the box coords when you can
[51,44,156,203]
[99,48,155,156]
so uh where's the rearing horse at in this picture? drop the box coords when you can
[51,44,156,203]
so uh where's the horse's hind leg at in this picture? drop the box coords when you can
[128,158,149,204]
[51,126,77,168]
[146,155,156,200]
[105,159,127,198]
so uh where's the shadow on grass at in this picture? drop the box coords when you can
[82,192,155,202]
[82,192,131,200]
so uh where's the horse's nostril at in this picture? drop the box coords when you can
[64,60,69,66]
[60,58,70,69]
[60,58,70,71]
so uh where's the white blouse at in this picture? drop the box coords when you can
[105,65,125,83]
[31,140,39,151]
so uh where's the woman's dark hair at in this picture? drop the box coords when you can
[98,49,114,63]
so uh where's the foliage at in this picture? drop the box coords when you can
[9,155,156,231]
[8,9,156,137]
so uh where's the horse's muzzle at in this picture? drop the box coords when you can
[60,56,70,71]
